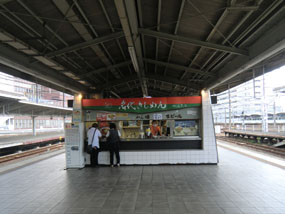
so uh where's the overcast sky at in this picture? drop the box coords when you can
[264,65,285,89]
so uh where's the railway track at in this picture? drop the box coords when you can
[0,143,64,163]
[217,136,285,158]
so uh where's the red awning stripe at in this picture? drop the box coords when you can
[82,96,201,107]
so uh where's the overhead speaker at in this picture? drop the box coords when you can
[67,100,73,108]
[211,96,217,104]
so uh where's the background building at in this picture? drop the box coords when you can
[0,72,73,131]
[212,66,285,133]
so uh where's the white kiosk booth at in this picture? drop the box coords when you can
[65,91,218,168]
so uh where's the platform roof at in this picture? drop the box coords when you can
[0,0,284,97]
[0,92,72,117]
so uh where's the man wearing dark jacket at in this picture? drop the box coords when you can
[106,123,121,167]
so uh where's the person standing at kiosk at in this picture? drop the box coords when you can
[106,123,121,167]
[87,123,102,167]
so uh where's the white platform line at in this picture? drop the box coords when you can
[217,140,285,169]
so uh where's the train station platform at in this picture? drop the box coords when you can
[0,130,64,148]
[224,130,285,140]
[0,148,285,214]
[224,130,285,146]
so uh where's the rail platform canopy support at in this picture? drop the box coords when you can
[201,89,219,163]
[32,116,36,136]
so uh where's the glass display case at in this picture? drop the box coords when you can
[174,120,199,136]
[95,119,200,139]
[120,120,141,139]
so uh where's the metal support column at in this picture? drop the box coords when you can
[273,100,276,129]
[36,84,38,103]
[224,108,226,129]
[228,84,231,130]
[32,116,36,136]
[242,111,245,131]
[253,69,256,98]
[261,66,268,132]
[63,116,66,128]
[63,92,65,108]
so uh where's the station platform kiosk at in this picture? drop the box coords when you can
[65,90,218,168]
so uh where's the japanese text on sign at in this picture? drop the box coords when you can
[166,113,182,119]
[136,114,150,120]
[153,113,163,120]
[119,100,166,111]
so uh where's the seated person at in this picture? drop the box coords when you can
[150,121,162,137]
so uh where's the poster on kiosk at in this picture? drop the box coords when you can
[64,123,85,168]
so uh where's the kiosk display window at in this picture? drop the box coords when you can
[120,120,141,139]
[174,120,199,136]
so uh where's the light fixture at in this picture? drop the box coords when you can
[78,94,82,99]
[128,47,139,73]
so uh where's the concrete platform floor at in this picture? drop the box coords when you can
[0,148,285,214]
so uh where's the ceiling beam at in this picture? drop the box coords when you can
[53,0,121,80]
[181,0,238,94]
[163,0,185,77]
[95,73,200,91]
[120,91,142,98]
[148,89,178,97]
[0,0,12,5]
[204,17,285,90]
[226,6,259,11]
[154,0,162,75]
[205,0,282,73]
[144,58,214,77]
[147,74,200,91]
[78,61,132,79]
[98,0,133,77]
[213,56,285,94]
[182,4,231,80]
[97,74,138,90]
[137,0,149,87]
[0,44,88,94]
[72,0,122,85]
[0,64,75,94]
[114,0,148,96]
[5,103,71,116]
[163,0,186,93]
[45,32,124,57]
[119,88,173,98]
[5,1,100,85]
[5,103,26,114]
[25,108,69,117]
[0,7,67,72]
[139,29,248,56]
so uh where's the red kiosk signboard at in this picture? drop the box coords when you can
[82,96,201,113]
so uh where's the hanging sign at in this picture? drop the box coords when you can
[82,96,201,113]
